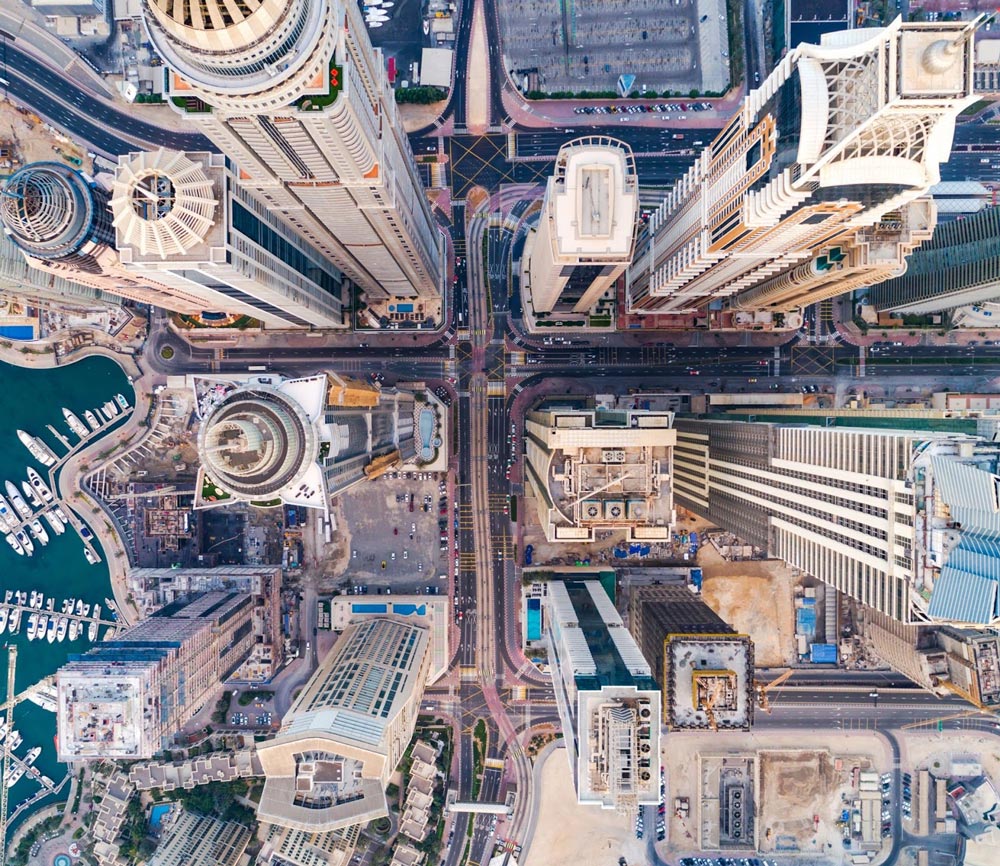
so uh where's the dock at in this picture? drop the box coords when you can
[44,424,72,451]
[0,601,119,632]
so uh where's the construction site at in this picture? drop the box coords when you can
[664,634,755,732]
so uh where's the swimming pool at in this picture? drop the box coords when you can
[149,803,172,831]
[527,598,541,641]
[418,407,438,461]
[54,855,71,866]
[0,325,35,340]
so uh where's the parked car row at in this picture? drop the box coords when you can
[574,101,714,115]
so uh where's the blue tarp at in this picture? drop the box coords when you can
[810,643,838,664]
[614,547,628,558]
[797,606,817,639]
[690,568,703,590]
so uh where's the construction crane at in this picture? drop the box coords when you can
[0,645,18,866]
[754,669,795,714]
[901,677,1000,730]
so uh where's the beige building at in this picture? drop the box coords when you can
[55,592,255,761]
[527,136,638,314]
[256,618,432,831]
[142,0,445,308]
[524,405,675,542]
[149,809,252,866]
[258,823,360,866]
[627,18,976,316]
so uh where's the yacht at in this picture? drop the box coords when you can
[21,482,42,509]
[4,746,42,788]
[75,600,84,617]
[105,399,120,417]
[43,510,65,536]
[87,617,98,642]
[5,483,32,519]
[45,617,56,643]
[0,495,19,531]
[84,548,98,565]
[35,614,47,638]
[54,504,70,525]
[0,609,8,635]
[8,731,21,750]
[26,613,38,640]
[15,591,25,606]
[69,619,79,641]
[104,597,117,614]
[63,408,89,439]
[26,681,56,712]
[2,534,21,555]
[26,468,54,503]
[16,430,56,467]
[0,719,7,744]
[84,410,101,431]
[115,393,129,411]
[56,617,68,642]
[81,602,91,617]
[28,591,39,608]
[28,519,49,546]
[62,599,73,614]
[15,530,33,556]
[45,597,54,611]
[9,607,21,634]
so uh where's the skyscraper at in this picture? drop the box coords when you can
[55,592,255,760]
[526,136,638,315]
[626,18,976,317]
[141,0,445,308]
[673,417,1000,627]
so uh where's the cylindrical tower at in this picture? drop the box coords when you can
[1,163,114,266]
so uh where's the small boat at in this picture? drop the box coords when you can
[21,482,42,509]
[84,410,101,431]
[35,614,47,638]
[84,548,98,565]
[104,597,116,611]
[69,619,79,641]
[74,600,82,616]
[62,599,73,614]
[88,618,98,642]
[101,402,119,420]
[9,607,21,634]
[28,591,38,608]
[15,530,33,556]
[115,393,129,411]
[383,2,394,6]
[0,609,8,634]
[29,519,49,545]
[27,468,53,503]
[0,496,19,531]
[422,19,429,34]
[43,511,65,536]
[56,617,67,642]
[0,720,6,744]
[63,408,89,439]
[26,613,37,640]
[3,591,9,603]
[46,618,56,643]
[16,430,56,467]
[8,731,21,750]
[368,20,384,26]
[54,504,69,525]
[5,762,25,789]
[45,598,54,611]
[101,625,115,640]
[15,591,25,606]
[6,483,32,519]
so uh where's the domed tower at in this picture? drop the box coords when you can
[142,0,444,314]
[1,162,114,271]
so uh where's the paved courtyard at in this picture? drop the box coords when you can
[498,0,730,95]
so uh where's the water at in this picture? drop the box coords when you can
[0,355,132,835]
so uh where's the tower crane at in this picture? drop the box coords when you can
[0,645,18,866]
[754,668,795,714]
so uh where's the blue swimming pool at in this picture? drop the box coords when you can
[393,604,426,617]
[418,407,437,461]
[527,598,541,641]
[149,803,172,830]
[0,325,35,340]
[352,603,388,614]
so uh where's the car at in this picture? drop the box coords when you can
[391,552,396,560]
[393,527,398,535]
[381,560,386,569]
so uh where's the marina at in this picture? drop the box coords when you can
[0,594,119,642]
[1,392,132,565]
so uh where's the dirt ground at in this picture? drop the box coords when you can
[524,747,647,866]
[465,0,489,132]
[399,101,447,132]
[0,98,93,174]
[698,541,799,667]
[659,731,889,860]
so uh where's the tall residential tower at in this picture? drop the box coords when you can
[627,18,976,317]
[141,0,444,311]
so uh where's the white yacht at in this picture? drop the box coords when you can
[43,510,65,536]
[26,613,37,640]
[26,467,54,503]
[105,400,120,417]
[9,607,21,634]
[62,599,73,614]
[56,617,67,642]
[0,495,19,531]
[35,614,47,639]
[5,534,23,556]
[0,609,8,635]
[87,618,98,642]
[28,591,39,608]
[29,519,49,546]
[45,597,54,611]
[84,410,101,432]
[84,548,98,565]
[45,617,56,643]
[15,591,25,606]
[115,393,129,411]
[5,483,32,519]
[81,602,91,617]
[21,482,41,509]
[75,600,84,617]
[54,504,69,524]
[15,530,33,556]
[16,430,56,467]
[63,407,89,439]
[69,619,79,641]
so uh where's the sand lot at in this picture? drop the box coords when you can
[525,748,647,866]
[699,543,798,667]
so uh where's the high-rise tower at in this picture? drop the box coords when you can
[627,18,977,316]
[142,0,445,307]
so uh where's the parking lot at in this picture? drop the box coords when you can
[335,471,451,594]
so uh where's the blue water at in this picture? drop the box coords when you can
[0,325,36,340]
[0,356,132,835]
[418,407,436,461]
[149,802,171,830]
[352,603,388,614]
[527,598,541,641]
[396,303,414,313]
[393,604,425,617]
